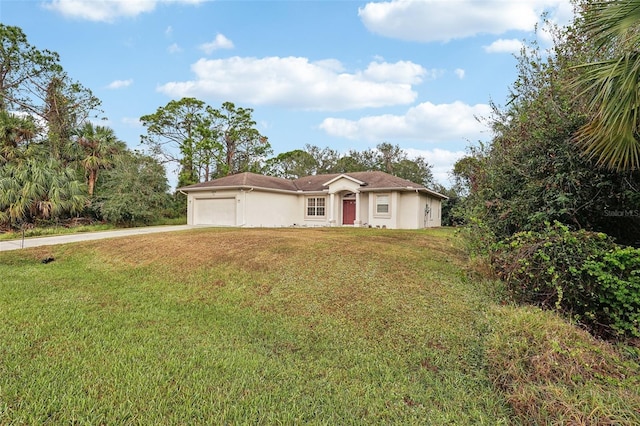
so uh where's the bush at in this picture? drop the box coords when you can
[583,247,640,338]
[456,217,497,258]
[491,222,640,339]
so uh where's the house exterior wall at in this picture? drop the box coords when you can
[242,190,299,227]
[398,192,422,229]
[397,192,441,229]
[358,193,370,226]
[424,195,442,228]
[186,186,443,228]
[188,189,300,227]
[367,191,399,229]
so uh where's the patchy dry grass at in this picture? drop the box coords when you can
[487,307,640,425]
[0,227,638,424]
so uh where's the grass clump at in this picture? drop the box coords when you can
[486,306,640,424]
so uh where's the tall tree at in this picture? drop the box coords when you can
[0,24,101,160]
[393,157,434,187]
[0,24,61,113]
[140,97,215,187]
[208,101,271,177]
[44,76,74,161]
[339,143,434,186]
[572,0,640,171]
[264,149,318,179]
[72,123,126,196]
[376,142,404,174]
[304,144,342,174]
[265,142,434,186]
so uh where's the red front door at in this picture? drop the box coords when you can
[343,200,356,225]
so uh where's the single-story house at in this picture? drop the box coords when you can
[178,171,448,229]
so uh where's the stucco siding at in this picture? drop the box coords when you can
[359,193,370,226]
[242,190,299,227]
[398,192,421,229]
[425,196,442,227]
[367,191,399,229]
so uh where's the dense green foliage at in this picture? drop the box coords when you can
[454,20,639,245]
[492,222,640,338]
[583,245,640,337]
[453,0,640,341]
[91,151,172,225]
[0,25,175,229]
[265,142,435,186]
[0,149,86,225]
[140,98,272,187]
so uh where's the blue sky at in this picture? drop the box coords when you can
[1,0,574,187]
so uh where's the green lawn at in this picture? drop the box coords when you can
[1,227,638,424]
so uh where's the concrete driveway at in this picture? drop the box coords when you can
[0,225,193,252]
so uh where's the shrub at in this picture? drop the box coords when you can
[583,247,640,338]
[456,217,497,258]
[491,222,640,339]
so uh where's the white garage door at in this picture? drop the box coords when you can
[193,198,236,226]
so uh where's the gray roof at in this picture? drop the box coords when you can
[180,172,298,192]
[180,171,447,199]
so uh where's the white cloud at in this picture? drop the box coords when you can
[158,57,428,111]
[167,43,182,54]
[44,0,203,22]
[404,147,467,186]
[363,61,429,84]
[358,0,573,42]
[165,25,173,37]
[106,79,133,89]
[454,68,465,79]
[318,101,492,142]
[483,38,524,54]
[199,34,235,54]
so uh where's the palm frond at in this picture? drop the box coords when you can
[583,0,640,51]
[571,1,640,171]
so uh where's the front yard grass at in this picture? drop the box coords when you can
[1,227,638,424]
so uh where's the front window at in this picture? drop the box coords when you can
[306,197,326,217]
[375,194,390,216]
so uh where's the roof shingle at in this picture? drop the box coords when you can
[180,171,446,198]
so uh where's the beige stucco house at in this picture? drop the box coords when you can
[179,171,448,229]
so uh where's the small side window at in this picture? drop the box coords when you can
[375,194,390,216]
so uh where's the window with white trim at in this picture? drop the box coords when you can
[375,194,390,216]
[306,197,326,217]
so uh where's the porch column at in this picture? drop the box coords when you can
[329,193,336,226]
[354,191,362,227]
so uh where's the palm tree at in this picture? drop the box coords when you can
[73,123,125,196]
[0,149,87,226]
[0,110,38,163]
[573,0,640,171]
